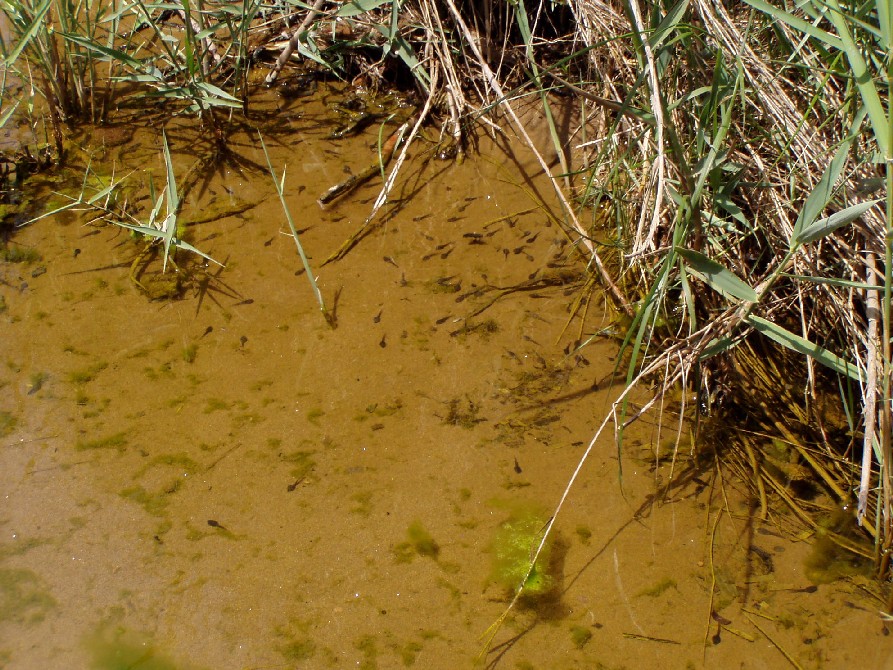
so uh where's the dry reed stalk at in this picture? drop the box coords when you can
[626,0,666,257]
[264,0,327,85]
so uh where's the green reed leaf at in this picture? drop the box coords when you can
[338,0,390,17]
[825,0,890,157]
[676,247,758,302]
[743,0,844,50]
[747,315,864,381]
[3,0,53,66]
[793,199,882,247]
[649,0,689,50]
[61,32,162,77]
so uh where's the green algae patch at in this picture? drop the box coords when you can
[489,501,555,597]
[120,485,172,517]
[68,361,108,385]
[280,450,316,480]
[443,397,484,429]
[637,577,677,598]
[84,625,206,670]
[275,619,317,663]
[0,245,41,264]
[570,625,593,649]
[119,453,197,516]
[804,535,874,584]
[350,491,374,517]
[306,407,325,425]
[804,510,875,584]
[76,432,128,452]
[140,453,200,473]
[393,521,440,563]
[203,398,230,413]
[355,635,378,670]
[0,411,16,438]
[0,568,56,624]
[182,343,198,363]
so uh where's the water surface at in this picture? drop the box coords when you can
[0,87,889,668]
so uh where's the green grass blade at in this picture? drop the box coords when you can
[648,0,689,50]
[257,131,330,324]
[113,222,167,239]
[782,273,883,291]
[160,131,179,271]
[747,315,864,382]
[86,183,118,206]
[170,238,222,266]
[195,82,243,107]
[743,0,844,50]
[3,0,53,65]
[0,99,20,128]
[676,247,758,302]
[60,32,163,77]
[373,24,428,88]
[789,121,861,248]
[826,0,890,156]
[878,0,893,50]
[338,0,390,16]
[699,334,746,360]
[794,199,882,246]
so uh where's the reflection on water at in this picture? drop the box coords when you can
[0,87,890,668]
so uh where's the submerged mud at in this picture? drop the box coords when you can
[0,88,890,668]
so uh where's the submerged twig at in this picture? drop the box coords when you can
[317,120,407,208]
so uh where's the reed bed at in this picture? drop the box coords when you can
[2,0,890,597]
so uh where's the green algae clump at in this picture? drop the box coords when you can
[490,502,554,597]
[393,521,440,562]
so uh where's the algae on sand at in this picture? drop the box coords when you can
[489,501,554,597]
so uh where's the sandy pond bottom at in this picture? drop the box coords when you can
[1,92,891,669]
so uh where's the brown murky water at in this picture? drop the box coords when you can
[1,87,891,669]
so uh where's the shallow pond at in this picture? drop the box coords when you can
[0,86,890,668]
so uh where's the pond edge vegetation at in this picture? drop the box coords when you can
[2,0,892,641]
